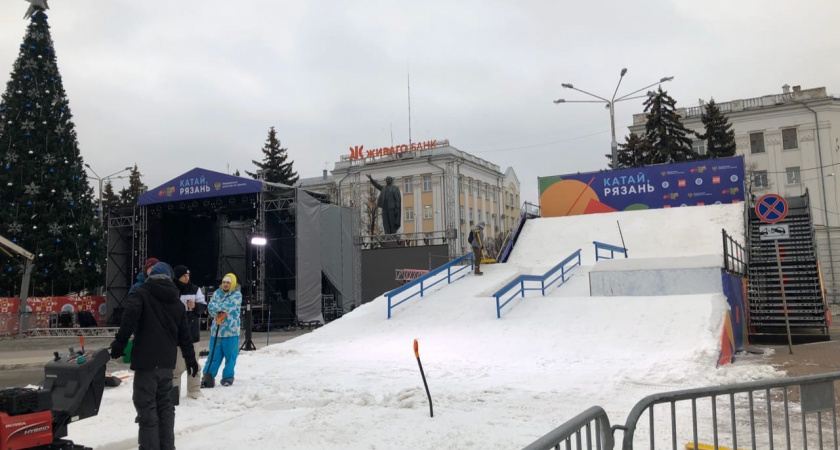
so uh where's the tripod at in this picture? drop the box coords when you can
[239,282,257,351]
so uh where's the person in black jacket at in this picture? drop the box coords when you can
[110,262,198,450]
[171,265,206,401]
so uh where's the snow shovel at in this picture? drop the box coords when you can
[201,312,226,389]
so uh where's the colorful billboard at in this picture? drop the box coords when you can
[538,156,745,218]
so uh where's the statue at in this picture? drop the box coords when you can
[366,174,401,235]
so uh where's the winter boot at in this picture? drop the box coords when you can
[474,269,483,276]
[187,389,203,400]
[201,373,215,389]
[220,377,235,387]
[169,386,180,406]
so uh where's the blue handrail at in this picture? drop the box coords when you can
[593,241,627,261]
[385,252,475,319]
[492,249,582,318]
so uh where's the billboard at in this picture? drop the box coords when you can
[538,156,745,218]
[138,168,265,206]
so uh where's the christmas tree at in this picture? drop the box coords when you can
[247,126,299,185]
[697,99,736,159]
[0,3,103,296]
[643,87,698,164]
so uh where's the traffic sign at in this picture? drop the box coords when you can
[755,194,788,224]
[759,224,790,240]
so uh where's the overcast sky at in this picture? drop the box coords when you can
[1,0,838,204]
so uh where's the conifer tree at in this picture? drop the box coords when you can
[607,133,651,169]
[0,5,103,295]
[117,165,146,209]
[101,180,120,223]
[697,99,736,159]
[643,87,698,164]
[247,127,299,185]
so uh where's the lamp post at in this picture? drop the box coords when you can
[241,235,266,351]
[84,164,132,228]
[553,69,674,168]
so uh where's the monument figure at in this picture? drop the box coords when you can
[366,174,401,235]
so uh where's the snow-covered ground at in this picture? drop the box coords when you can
[68,203,784,449]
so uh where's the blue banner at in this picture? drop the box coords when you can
[538,156,745,217]
[138,168,264,206]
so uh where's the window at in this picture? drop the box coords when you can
[753,170,769,188]
[468,181,472,195]
[405,207,414,221]
[403,177,413,194]
[422,175,432,191]
[693,140,706,156]
[469,208,473,220]
[423,205,433,219]
[485,212,490,224]
[750,132,765,154]
[786,166,800,184]
[782,128,798,150]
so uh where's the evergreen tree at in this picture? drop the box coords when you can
[607,133,651,169]
[101,180,120,223]
[697,99,736,159]
[246,127,299,185]
[0,7,103,296]
[233,169,240,177]
[117,165,146,208]
[643,87,698,164]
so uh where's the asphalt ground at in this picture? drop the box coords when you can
[0,328,312,388]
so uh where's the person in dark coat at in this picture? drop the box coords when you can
[171,265,206,400]
[471,222,486,275]
[110,262,198,450]
[366,174,401,234]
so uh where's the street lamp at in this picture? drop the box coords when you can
[84,164,132,228]
[242,235,266,351]
[553,69,674,168]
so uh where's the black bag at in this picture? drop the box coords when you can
[188,303,207,343]
[468,230,474,244]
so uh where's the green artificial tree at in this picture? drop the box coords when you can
[697,99,736,159]
[0,4,103,296]
[117,164,146,209]
[643,87,698,164]
[247,126,299,185]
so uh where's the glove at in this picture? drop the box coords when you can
[187,358,199,377]
[109,340,126,360]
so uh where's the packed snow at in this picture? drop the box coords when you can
[67,203,784,449]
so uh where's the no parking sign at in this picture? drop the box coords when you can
[755,194,788,223]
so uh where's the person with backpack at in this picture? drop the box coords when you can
[204,273,242,387]
[171,265,206,401]
[109,262,197,450]
[470,222,486,275]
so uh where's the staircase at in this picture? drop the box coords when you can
[746,191,830,341]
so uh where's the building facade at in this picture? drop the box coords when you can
[629,85,840,303]
[297,139,520,256]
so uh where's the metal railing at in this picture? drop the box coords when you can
[523,406,614,450]
[593,241,628,261]
[385,252,474,319]
[722,228,747,276]
[493,249,581,318]
[524,372,840,450]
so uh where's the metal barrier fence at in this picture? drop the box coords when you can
[525,372,840,450]
[493,249,582,318]
[385,252,474,319]
[722,228,747,276]
[522,406,614,450]
[593,241,628,261]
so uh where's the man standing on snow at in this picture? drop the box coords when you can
[171,265,206,401]
[204,273,242,387]
[110,262,198,450]
[471,222,486,276]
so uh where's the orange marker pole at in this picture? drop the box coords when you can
[414,339,433,418]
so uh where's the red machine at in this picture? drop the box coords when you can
[0,346,108,450]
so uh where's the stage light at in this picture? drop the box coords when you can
[251,236,267,246]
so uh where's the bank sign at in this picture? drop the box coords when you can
[138,168,264,206]
[538,156,745,218]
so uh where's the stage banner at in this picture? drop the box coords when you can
[538,156,745,218]
[139,167,265,206]
[0,296,106,334]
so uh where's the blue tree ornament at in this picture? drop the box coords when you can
[29,46,35,50]
[56,238,61,243]
[49,168,54,173]
[26,201,32,206]
[6,268,12,273]
[24,75,30,80]
[69,201,74,206]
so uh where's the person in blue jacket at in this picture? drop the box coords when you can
[204,273,242,387]
[129,257,159,294]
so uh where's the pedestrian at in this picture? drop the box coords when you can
[471,222,486,275]
[110,262,198,450]
[171,265,206,401]
[129,257,159,294]
[204,273,242,388]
